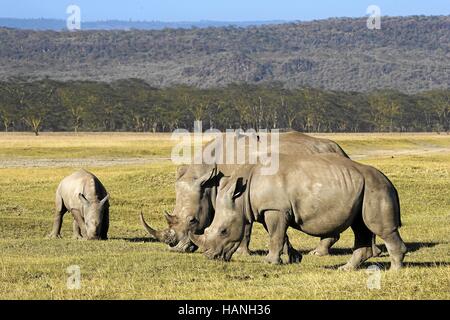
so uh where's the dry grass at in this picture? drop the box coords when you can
[0,133,449,299]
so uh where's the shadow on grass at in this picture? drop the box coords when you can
[403,241,442,253]
[247,249,351,257]
[111,236,158,243]
[305,241,441,256]
[324,261,450,270]
[250,249,269,256]
[250,241,441,258]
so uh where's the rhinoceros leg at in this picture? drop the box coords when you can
[48,194,66,239]
[309,235,340,256]
[72,220,83,240]
[310,235,381,257]
[339,214,375,271]
[235,222,253,255]
[372,235,382,257]
[283,236,302,264]
[263,210,291,265]
[100,207,109,240]
[379,230,407,270]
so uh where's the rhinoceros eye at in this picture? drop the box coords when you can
[220,228,228,236]
[189,217,198,226]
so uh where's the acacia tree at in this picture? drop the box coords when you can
[0,94,14,132]
[283,95,301,130]
[147,105,164,133]
[2,80,27,131]
[23,116,42,136]
[234,96,253,129]
[23,82,55,136]
[301,89,326,132]
[368,93,401,132]
[57,87,87,132]
[3,80,54,135]
[186,93,209,128]
[0,84,14,131]
[248,96,264,130]
[387,100,401,132]
[258,92,280,129]
[0,110,13,132]
[429,91,450,132]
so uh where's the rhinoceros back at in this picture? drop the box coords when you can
[57,169,107,211]
[251,154,364,236]
[279,132,349,157]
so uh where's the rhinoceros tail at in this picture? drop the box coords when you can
[361,168,402,235]
[392,184,402,228]
[380,170,402,228]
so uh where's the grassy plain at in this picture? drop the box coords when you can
[0,132,449,299]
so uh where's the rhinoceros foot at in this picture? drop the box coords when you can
[235,247,252,256]
[287,249,302,264]
[308,248,330,256]
[47,232,62,239]
[338,263,356,271]
[389,262,403,271]
[372,245,382,257]
[265,254,282,265]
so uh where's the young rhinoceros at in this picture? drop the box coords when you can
[48,169,110,240]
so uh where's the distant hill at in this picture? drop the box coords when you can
[0,18,288,31]
[0,15,449,93]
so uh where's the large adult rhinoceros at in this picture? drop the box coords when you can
[141,131,374,257]
[189,153,407,270]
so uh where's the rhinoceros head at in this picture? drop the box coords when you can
[78,193,109,240]
[190,177,247,261]
[140,164,219,252]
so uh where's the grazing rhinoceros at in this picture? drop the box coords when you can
[189,153,407,270]
[48,169,110,240]
[140,131,380,257]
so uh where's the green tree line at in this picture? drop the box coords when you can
[0,78,448,135]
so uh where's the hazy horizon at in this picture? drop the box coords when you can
[2,0,449,22]
[1,14,449,23]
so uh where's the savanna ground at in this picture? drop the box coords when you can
[0,132,449,299]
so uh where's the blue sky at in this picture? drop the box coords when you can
[2,0,449,21]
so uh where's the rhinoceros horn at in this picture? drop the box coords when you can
[139,211,173,243]
[189,231,205,249]
[164,211,176,224]
[99,194,109,206]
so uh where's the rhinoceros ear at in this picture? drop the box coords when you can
[196,165,220,188]
[218,176,231,191]
[164,211,177,225]
[228,177,247,201]
[176,165,189,180]
[78,193,90,205]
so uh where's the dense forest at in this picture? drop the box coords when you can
[0,78,448,135]
[0,16,449,93]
